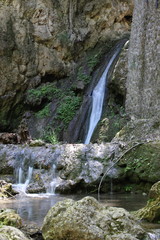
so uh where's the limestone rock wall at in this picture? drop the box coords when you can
[0,0,133,131]
[125,0,160,119]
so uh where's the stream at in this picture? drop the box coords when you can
[0,193,148,226]
[1,193,160,239]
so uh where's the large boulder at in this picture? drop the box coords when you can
[42,196,148,240]
[0,226,29,240]
[134,182,160,222]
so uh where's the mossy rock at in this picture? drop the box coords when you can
[134,182,160,222]
[0,226,29,240]
[120,141,160,183]
[0,181,17,199]
[42,196,147,240]
[134,197,160,223]
[0,209,22,228]
[149,181,160,199]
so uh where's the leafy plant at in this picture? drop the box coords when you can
[43,127,59,144]
[87,53,101,70]
[124,166,132,173]
[77,67,91,84]
[124,185,132,192]
[27,83,63,103]
[56,93,82,126]
[35,103,51,118]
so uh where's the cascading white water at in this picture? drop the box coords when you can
[24,166,33,189]
[148,232,159,240]
[47,164,59,194]
[84,47,123,144]
[13,166,33,194]
[18,167,23,184]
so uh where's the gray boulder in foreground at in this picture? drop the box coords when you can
[42,196,148,240]
[0,226,29,240]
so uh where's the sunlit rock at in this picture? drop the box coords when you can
[0,226,29,240]
[42,196,147,240]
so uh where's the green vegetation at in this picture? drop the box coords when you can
[124,185,132,192]
[29,84,82,130]
[76,50,102,85]
[0,118,8,128]
[77,67,91,84]
[56,93,82,126]
[0,221,5,228]
[98,105,127,142]
[43,127,59,144]
[87,52,101,71]
[58,31,70,45]
[35,103,51,118]
[26,83,63,103]
[123,145,154,173]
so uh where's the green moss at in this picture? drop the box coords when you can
[122,142,160,183]
[134,196,160,222]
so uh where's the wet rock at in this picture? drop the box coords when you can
[0,226,29,240]
[42,196,147,240]
[0,209,22,228]
[27,184,46,194]
[1,141,159,195]
[109,40,129,99]
[27,173,46,193]
[55,179,77,194]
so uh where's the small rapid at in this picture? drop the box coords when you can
[13,166,33,194]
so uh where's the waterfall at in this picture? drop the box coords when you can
[13,166,33,194]
[47,164,59,194]
[84,46,124,144]
[17,167,23,184]
[148,232,159,240]
[24,166,33,189]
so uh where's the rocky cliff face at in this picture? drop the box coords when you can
[126,0,160,119]
[0,0,133,136]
